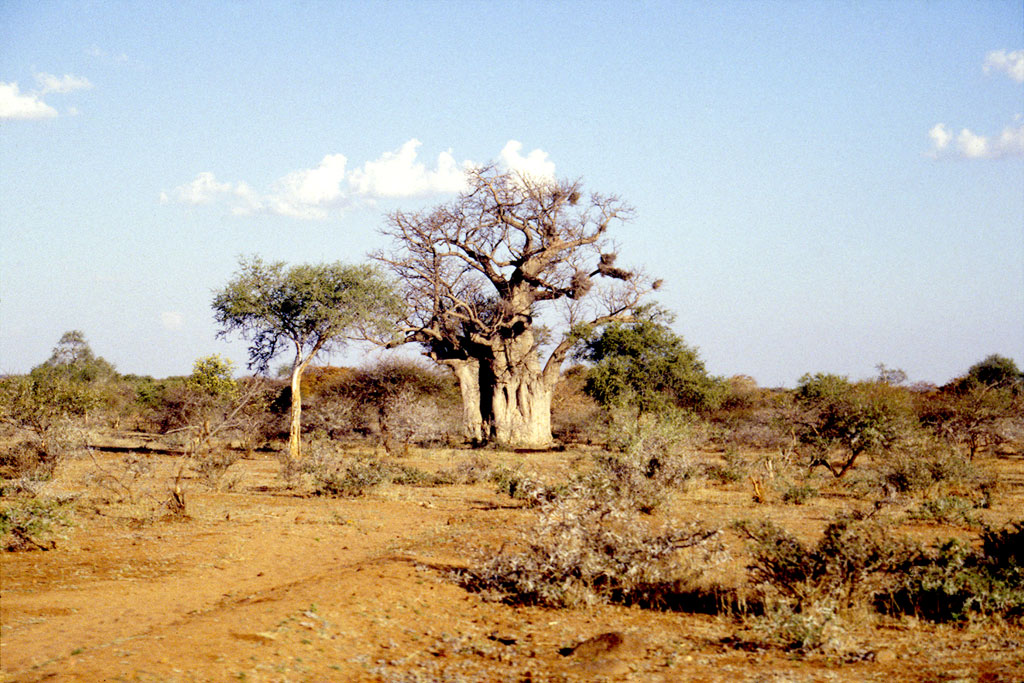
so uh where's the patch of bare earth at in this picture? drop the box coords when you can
[2,448,1022,682]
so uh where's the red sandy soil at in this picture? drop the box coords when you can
[2,446,1022,682]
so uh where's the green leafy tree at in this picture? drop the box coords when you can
[0,332,114,436]
[575,313,722,418]
[919,354,1024,459]
[796,373,912,477]
[42,330,116,382]
[964,354,1023,391]
[212,256,401,459]
[186,355,238,401]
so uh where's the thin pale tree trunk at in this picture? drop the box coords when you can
[288,351,314,460]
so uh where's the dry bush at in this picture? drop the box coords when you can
[378,387,461,455]
[85,451,155,504]
[711,380,798,451]
[594,409,700,511]
[550,365,604,444]
[736,512,913,652]
[458,491,724,608]
[436,454,493,485]
[191,448,242,491]
[492,467,566,507]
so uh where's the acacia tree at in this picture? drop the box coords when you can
[212,257,400,459]
[375,166,655,448]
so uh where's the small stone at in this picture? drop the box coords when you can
[568,631,642,659]
[874,648,897,664]
[231,631,277,644]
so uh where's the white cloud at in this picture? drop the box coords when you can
[35,73,93,94]
[163,139,556,219]
[928,123,952,152]
[984,50,1024,83]
[348,140,471,197]
[956,128,989,158]
[160,311,183,331]
[274,153,348,211]
[499,140,556,183]
[0,81,57,120]
[168,172,238,204]
[928,122,1024,159]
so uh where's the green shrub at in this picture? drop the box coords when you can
[737,512,911,610]
[907,495,981,528]
[880,521,1024,622]
[1,497,73,551]
[781,484,819,505]
[796,374,913,477]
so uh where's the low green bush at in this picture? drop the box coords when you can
[880,521,1024,622]
[1,497,73,551]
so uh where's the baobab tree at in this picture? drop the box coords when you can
[375,166,656,448]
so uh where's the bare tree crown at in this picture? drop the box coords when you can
[375,166,652,367]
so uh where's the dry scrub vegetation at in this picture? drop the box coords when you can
[2,342,1023,681]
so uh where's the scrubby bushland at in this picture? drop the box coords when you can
[708,377,798,451]
[880,521,1024,622]
[736,513,1024,651]
[0,332,111,480]
[301,359,461,453]
[343,359,461,455]
[588,409,700,513]
[458,490,723,608]
[549,365,603,444]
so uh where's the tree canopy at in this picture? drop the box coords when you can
[212,256,401,458]
[575,314,722,417]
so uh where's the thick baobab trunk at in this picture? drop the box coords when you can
[488,370,554,448]
[483,334,556,449]
[446,359,484,443]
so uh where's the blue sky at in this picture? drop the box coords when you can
[2,0,1022,387]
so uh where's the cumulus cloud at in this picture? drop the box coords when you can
[35,72,93,94]
[163,139,556,220]
[927,51,1024,160]
[1,73,92,120]
[984,50,1024,83]
[928,122,1024,159]
[0,81,57,119]
[160,311,183,331]
[164,172,239,204]
[349,140,470,198]
[500,140,556,183]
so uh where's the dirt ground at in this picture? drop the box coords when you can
[2,444,1023,682]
